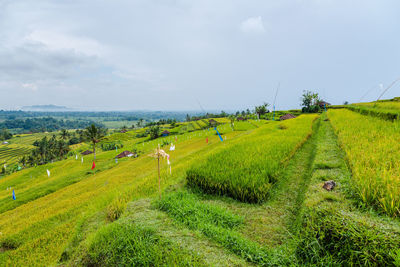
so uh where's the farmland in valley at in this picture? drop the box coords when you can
[1,103,400,266]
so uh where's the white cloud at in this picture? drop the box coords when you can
[21,83,38,91]
[240,16,265,34]
[25,30,106,57]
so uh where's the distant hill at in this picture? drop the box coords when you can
[21,105,72,111]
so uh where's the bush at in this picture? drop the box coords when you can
[101,142,123,151]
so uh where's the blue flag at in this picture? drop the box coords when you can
[214,127,223,142]
[12,189,16,200]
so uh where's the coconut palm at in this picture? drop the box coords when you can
[60,129,69,140]
[84,124,106,160]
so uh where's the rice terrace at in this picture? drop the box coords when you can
[1,1,400,266]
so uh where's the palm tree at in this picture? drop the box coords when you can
[19,156,26,167]
[84,124,106,160]
[255,102,269,119]
[60,129,69,140]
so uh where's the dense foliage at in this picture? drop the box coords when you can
[22,136,70,166]
[301,90,321,113]
[0,117,102,133]
[100,141,123,151]
[0,128,12,141]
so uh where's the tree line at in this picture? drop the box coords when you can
[0,117,104,133]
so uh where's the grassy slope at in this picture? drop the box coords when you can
[74,116,320,266]
[0,124,247,266]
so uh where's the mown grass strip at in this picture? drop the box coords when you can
[80,213,206,266]
[156,191,289,266]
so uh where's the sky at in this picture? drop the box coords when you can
[0,0,399,111]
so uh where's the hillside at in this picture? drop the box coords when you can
[0,109,400,266]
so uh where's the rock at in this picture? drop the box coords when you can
[323,180,336,191]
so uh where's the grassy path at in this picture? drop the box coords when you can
[297,113,400,266]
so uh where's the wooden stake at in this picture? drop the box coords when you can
[157,145,161,199]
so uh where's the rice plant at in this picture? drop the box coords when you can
[186,115,317,203]
[328,109,400,217]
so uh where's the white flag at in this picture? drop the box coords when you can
[47,169,50,177]
[81,157,83,163]
[75,155,78,160]
[169,143,175,151]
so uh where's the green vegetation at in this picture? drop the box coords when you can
[346,99,400,121]
[329,109,400,217]
[297,113,400,266]
[1,99,400,266]
[0,128,12,141]
[81,218,204,266]
[301,90,321,113]
[156,191,284,266]
[186,115,316,203]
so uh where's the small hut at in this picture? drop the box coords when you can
[208,119,217,127]
[120,129,127,133]
[317,101,331,109]
[279,114,297,121]
[115,151,136,159]
[161,130,170,137]
[2,141,9,145]
[237,117,246,121]
[81,150,93,155]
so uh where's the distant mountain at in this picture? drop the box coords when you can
[21,105,72,111]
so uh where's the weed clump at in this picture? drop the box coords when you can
[106,194,128,222]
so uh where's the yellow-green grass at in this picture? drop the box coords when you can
[8,132,53,145]
[0,126,245,266]
[355,100,400,111]
[187,115,317,203]
[233,121,257,131]
[0,144,33,165]
[348,100,400,121]
[328,109,400,217]
[248,119,267,127]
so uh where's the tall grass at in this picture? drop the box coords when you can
[187,115,317,203]
[328,109,400,217]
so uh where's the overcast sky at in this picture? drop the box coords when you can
[0,0,399,111]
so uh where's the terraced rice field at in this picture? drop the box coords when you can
[2,111,400,266]
[328,109,400,216]
[187,115,317,203]
[0,144,33,165]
